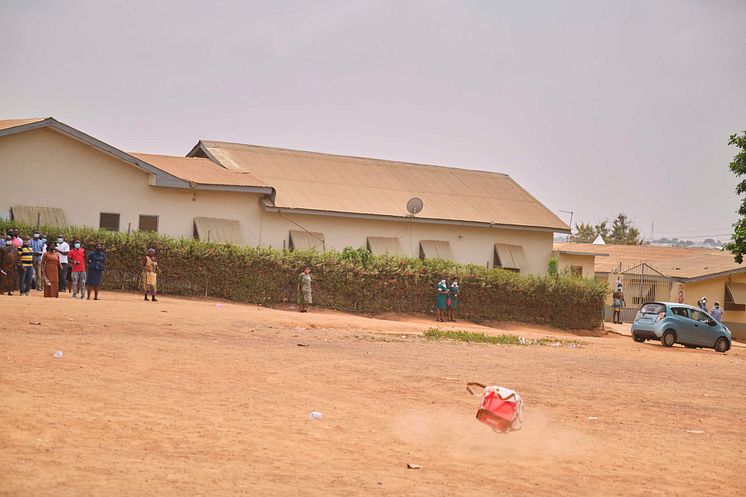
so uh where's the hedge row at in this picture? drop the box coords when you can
[1,220,608,329]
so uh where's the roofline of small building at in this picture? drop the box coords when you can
[553,249,610,257]
[0,118,273,195]
[595,266,745,283]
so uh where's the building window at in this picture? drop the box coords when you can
[570,265,583,278]
[138,215,159,232]
[99,212,120,232]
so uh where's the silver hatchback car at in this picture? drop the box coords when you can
[631,301,732,353]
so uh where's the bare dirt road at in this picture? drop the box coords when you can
[1,292,744,496]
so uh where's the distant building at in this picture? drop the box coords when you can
[555,243,746,340]
[0,117,570,274]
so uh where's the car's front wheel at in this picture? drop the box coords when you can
[633,334,646,343]
[661,330,676,347]
[714,337,730,354]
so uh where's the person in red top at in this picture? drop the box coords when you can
[68,239,87,299]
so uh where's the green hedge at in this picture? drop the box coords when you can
[1,220,608,329]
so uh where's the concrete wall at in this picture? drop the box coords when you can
[555,253,596,278]
[0,127,555,275]
[0,127,261,242]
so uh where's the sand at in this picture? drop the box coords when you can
[1,291,744,496]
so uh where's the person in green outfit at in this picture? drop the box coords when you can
[298,266,312,312]
[447,276,460,322]
[435,276,448,322]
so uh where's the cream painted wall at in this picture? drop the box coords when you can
[0,127,263,243]
[554,253,595,278]
[681,273,746,325]
[0,127,556,274]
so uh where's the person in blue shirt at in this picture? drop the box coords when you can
[29,231,45,291]
[710,302,723,323]
[436,276,448,322]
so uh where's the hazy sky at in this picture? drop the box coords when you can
[2,0,744,241]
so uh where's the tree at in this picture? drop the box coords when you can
[724,131,746,263]
[608,213,641,245]
[573,220,610,243]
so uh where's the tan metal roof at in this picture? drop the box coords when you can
[367,236,404,256]
[11,206,67,227]
[494,243,527,270]
[194,141,569,231]
[289,230,325,251]
[554,243,743,280]
[193,217,243,244]
[0,118,45,132]
[420,240,454,261]
[130,153,268,188]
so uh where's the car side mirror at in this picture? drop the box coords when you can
[707,319,717,327]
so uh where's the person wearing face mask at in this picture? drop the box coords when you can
[68,239,86,299]
[0,237,18,295]
[86,243,106,300]
[436,275,448,322]
[30,231,45,291]
[447,277,460,322]
[55,235,70,293]
[41,242,61,298]
[18,237,34,295]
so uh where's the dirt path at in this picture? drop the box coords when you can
[1,292,744,496]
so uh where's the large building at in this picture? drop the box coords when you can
[554,243,746,340]
[0,117,569,274]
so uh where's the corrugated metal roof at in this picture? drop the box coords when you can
[195,141,569,231]
[193,217,243,244]
[367,236,404,256]
[130,152,268,188]
[0,118,45,132]
[420,240,454,261]
[11,206,67,227]
[289,230,325,251]
[554,243,743,280]
[494,243,527,270]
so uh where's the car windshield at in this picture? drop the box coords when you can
[640,303,665,314]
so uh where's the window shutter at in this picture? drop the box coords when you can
[99,213,120,232]
[138,215,159,232]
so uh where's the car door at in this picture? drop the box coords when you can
[669,307,695,343]
[688,310,714,346]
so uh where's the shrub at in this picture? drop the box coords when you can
[1,220,608,329]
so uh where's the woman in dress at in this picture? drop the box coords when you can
[141,248,160,302]
[435,276,448,322]
[41,243,61,298]
[447,276,460,322]
[297,266,312,312]
[86,243,106,300]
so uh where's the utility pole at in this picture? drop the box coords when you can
[559,210,574,242]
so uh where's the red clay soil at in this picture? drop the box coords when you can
[1,292,744,497]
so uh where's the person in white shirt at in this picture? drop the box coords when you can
[55,234,70,293]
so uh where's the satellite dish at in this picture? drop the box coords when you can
[406,197,424,216]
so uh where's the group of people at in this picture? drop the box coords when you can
[436,276,460,322]
[696,296,723,323]
[0,229,107,299]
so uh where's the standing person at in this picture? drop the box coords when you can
[86,243,106,300]
[41,243,61,298]
[435,276,448,322]
[68,239,86,299]
[18,237,34,296]
[615,276,623,292]
[1,235,18,295]
[447,276,460,322]
[55,235,70,293]
[697,297,708,313]
[677,289,685,304]
[30,231,44,292]
[297,266,312,312]
[710,302,723,323]
[612,287,625,324]
[11,229,22,248]
[141,248,160,301]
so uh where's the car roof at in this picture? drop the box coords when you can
[643,301,702,311]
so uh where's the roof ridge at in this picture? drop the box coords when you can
[199,140,510,177]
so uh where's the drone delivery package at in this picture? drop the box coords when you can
[467,383,524,434]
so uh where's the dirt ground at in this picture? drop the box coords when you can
[1,291,744,497]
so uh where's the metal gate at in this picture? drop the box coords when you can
[605,263,673,323]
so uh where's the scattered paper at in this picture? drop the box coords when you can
[587,416,599,420]
[685,429,704,434]
[407,463,421,469]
